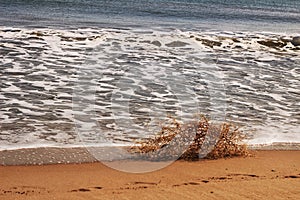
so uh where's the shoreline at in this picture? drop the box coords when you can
[1,143,299,166]
[0,150,299,199]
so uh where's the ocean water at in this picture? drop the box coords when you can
[0,0,300,151]
[0,0,300,32]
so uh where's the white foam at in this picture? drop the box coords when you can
[1,26,300,151]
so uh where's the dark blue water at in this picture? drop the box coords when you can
[0,0,299,31]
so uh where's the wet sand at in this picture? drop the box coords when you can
[0,150,299,199]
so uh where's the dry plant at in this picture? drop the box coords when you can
[129,116,248,161]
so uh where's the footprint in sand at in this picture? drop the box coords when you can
[173,174,261,187]
[118,181,161,190]
[173,181,206,187]
[70,186,103,192]
[228,173,260,178]
[0,186,48,196]
[132,181,160,186]
[284,175,300,179]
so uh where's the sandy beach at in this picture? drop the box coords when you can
[0,150,299,200]
[1,1,300,200]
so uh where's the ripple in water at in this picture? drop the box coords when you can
[0,27,300,150]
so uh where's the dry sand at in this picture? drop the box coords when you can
[0,150,299,200]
